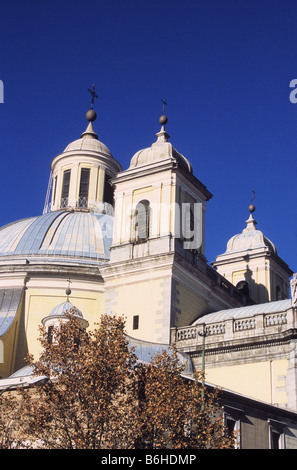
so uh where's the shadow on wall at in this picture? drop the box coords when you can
[236,264,269,304]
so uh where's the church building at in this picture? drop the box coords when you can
[0,92,296,447]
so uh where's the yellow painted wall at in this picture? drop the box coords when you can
[105,275,171,343]
[0,292,25,378]
[175,281,209,327]
[24,287,104,360]
[205,359,288,405]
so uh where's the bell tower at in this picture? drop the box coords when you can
[102,110,245,344]
[212,204,293,303]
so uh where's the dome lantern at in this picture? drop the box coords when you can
[48,87,122,214]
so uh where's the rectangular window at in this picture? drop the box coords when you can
[224,410,241,449]
[62,169,71,199]
[78,168,90,208]
[79,168,90,198]
[133,315,139,330]
[61,169,71,208]
[269,426,285,449]
[47,326,54,344]
[104,174,114,206]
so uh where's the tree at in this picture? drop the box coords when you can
[0,313,235,449]
[138,349,234,449]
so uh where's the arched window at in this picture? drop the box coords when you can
[236,280,249,297]
[134,200,151,242]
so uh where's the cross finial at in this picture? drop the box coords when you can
[88,84,98,109]
[162,98,167,115]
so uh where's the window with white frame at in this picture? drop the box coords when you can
[223,407,241,449]
[268,419,286,449]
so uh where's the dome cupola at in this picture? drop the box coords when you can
[129,113,192,173]
[41,296,89,337]
[225,204,277,255]
[212,202,293,304]
[48,87,122,214]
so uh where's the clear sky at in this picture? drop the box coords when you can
[0,0,296,273]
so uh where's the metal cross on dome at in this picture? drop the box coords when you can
[88,84,98,109]
[162,98,167,115]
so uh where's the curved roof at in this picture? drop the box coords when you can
[54,118,122,174]
[0,288,23,336]
[48,301,83,318]
[127,336,193,374]
[9,365,34,378]
[64,136,112,156]
[193,299,292,325]
[129,126,192,173]
[223,213,277,256]
[0,210,113,264]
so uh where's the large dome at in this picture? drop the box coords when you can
[0,210,113,265]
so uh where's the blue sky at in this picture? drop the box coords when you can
[0,0,296,273]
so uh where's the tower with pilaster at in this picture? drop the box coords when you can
[212,204,293,303]
[102,112,246,344]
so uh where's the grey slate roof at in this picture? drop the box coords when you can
[193,299,292,325]
[0,210,113,263]
[0,288,23,336]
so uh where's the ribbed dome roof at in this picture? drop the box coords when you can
[0,210,113,264]
[48,301,83,318]
[225,212,277,255]
[41,299,89,329]
[129,122,192,173]
[63,136,112,156]
[62,118,115,159]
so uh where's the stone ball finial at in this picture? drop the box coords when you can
[86,109,97,122]
[65,287,71,296]
[248,204,255,213]
[159,115,168,126]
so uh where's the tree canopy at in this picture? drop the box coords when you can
[0,313,235,449]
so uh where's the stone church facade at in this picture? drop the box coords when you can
[0,98,296,447]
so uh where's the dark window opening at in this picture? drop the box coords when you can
[276,285,282,300]
[226,417,236,436]
[271,430,281,449]
[183,203,195,242]
[133,315,139,330]
[47,325,54,344]
[236,281,249,297]
[52,176,57,206]
[104,174,114,206]
[61,169,71,207]
[78,168,90,208]
[135,200,151,242]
